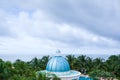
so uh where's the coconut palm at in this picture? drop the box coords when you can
[93,58,104,70]
[66,55,78,69]
[77,55,88,74]
[89,70,116,80]
[36,72,61,80]
[0,60,14,80]
[13,59,32,76]
[29,57,41,71]
[0,59,5,80]
[105,55,120,78]
[0,54,120,79]
[40,56,50,70]
[85,57,94,73]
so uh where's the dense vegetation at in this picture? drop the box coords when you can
[0,54,120,80]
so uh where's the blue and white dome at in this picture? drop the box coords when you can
[38,54,81,80]
[46,56,70,72]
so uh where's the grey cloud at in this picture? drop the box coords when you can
[0,26,10,36]
[0,12,11,36]
[0,0,120,50]
[0,10,17,37]
[34,0,120,41]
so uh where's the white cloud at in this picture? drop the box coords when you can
[31,0,120,40]
[0,9,119,55]
[0,0,120,59]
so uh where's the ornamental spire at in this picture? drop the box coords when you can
[55,49,61,56]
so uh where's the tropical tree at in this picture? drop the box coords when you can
[0,59,5,80]
[0,60,14,80]
[13,59,32,76]
[36,72,61,80]
[66,55,78,70]
[77,55,88,74]
[89,70,116,80]
[85,57,94,73]
[39,56,50,70]
[0,54,120,79]
[93,58,105,70]
[28,57,41,71]
[105,55,120,78]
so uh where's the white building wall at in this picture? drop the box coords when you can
[60,75,80,80]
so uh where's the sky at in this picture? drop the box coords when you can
[0,0,120,61]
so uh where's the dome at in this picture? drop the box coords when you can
[46,56,70,72]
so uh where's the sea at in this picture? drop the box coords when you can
[0,53,114,62]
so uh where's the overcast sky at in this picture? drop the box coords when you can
[0,0,120,58]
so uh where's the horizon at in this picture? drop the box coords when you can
[0,53,115,62]
[1,49,119,62]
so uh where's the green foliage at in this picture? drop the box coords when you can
[36,72,61,80]
[89,70,116,79]
[0,54,120,79]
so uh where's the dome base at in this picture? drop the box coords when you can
[37,70,81,78]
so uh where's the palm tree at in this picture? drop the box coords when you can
[66,55,77,69]
[0,54,120,79]
[13,59,31,76]
[77,55,88,74]
[85,57,94,73]
[93,58,104,70]
[0,59,5,80]
[39,56,50,70]
[36,72,61,80]
[29,57,40,71]
[0,60,14,80]
[89,70,116,80]
[105,55,120,78]
[36,72,47,80]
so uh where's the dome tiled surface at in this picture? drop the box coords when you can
[46,56,70,72]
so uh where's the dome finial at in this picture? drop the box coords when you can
[56,49,61,54]
[55,49,61,56]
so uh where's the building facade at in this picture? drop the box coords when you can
[38,56,81,80]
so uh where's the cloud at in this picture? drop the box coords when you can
[0,10,119,48]
[0,10,13,36]
[0,0,120,56]
[31,0,120,41]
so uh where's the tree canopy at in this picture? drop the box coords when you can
[0,54,120,80]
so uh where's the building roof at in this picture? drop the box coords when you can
[46,56,70,72]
